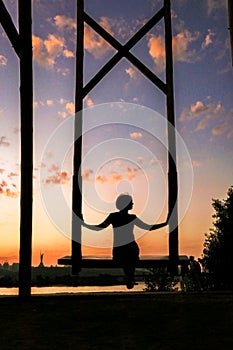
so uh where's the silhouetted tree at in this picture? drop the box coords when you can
[144,268,177,292]
[200,185,233,290]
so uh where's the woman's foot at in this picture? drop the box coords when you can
[126,278,134,289]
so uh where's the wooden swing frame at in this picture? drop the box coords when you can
[58,0,188,274]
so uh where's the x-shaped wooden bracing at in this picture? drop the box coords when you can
[83,7,167,98]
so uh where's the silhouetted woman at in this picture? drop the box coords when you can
[82,194,168,289]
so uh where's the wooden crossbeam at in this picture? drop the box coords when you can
[58,255,189,269]
[83,7,166,97]
[0,0,20,56]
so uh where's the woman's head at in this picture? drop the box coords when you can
[116,194,133,211]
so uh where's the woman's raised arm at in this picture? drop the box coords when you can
[82,214,112,231]
[134,217,168,231]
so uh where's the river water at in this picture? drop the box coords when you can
[0,283,146,296]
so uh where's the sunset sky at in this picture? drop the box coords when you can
[0,0,232,266]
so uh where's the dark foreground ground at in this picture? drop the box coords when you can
[0,292,232,350]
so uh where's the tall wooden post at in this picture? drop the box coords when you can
[228,0,233,66]
[164,0,179,274]
[18,0,33,298]
[71,0,84,274]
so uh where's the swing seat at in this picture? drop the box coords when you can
[57,255,189,268]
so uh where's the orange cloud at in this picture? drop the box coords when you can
[212,122,230,136]
[1,180,7,187]
[96,175,108,184]
[83,168,94,181]
[179,100,223,125]
[0,55,7,66]
[110,173,123,183]
[33,34,63,68]
[130,132,142,139]
[46,99,54,106]
[44,34,64,59]
[47,163,59,172]
[195,118,209,131]
[178,108,189,122]
[202,29,215,49]
[63,49,74,58]
[84,17,113,58]
[4,188,18,198]
[0,179,18,197]
[148,29,199,72]
[190,101,209,116]
[54,14,113,59]
[0,136,10,147]
[84,95,94,107]
[227,129,233,139]
[125,66,138,80]
[125,166,137,181]
[58,101,75,119]
[95,172,123,184]
[207,0,227,15]
[65,102,75,115]
[148,35,165,72]
[172,30,199,62]
[192,161,201,168]
[32,33,73,69]
[44,171,70,185]
[54,15,76,31]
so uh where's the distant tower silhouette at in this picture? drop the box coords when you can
[38,252,44,267]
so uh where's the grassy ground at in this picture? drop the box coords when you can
[0,292,232,350]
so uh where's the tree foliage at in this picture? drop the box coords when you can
[200,185,233,290]
[143,268,177,292]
